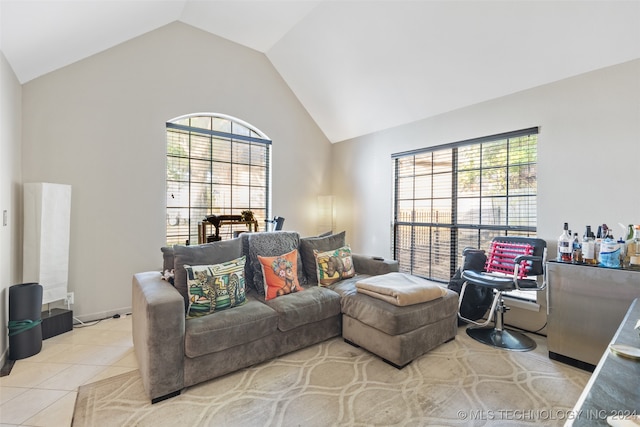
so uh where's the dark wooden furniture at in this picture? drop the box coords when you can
[198,215,258,243]
[41,308,73,339]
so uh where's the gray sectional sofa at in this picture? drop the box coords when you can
[132,231,456,404]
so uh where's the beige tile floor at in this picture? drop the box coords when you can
[0,314,136,427]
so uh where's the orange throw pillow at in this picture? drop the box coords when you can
[258,249,303,301]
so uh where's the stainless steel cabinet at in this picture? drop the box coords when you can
[546,262,640,366]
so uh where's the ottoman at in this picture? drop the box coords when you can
[339,274,458,368]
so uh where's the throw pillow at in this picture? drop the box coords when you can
[258,249,303,301]
[299,231,346,284]
[184,256,247,318]
[314,245,355,286]
[173,238,244,309]
[247,231,306,297]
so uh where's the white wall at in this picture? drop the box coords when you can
[0,50,23,361]
[332,59,640,331]
[21,22,332,321]
[333,59,640,256]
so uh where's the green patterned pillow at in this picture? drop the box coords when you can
[184,255,247,318]
[314,245,355,286]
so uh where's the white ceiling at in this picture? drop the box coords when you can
[1,0,639,143]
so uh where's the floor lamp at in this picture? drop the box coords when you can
[23,182,73,339]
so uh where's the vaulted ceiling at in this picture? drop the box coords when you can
[1,0,639,143]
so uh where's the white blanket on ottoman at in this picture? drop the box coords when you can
[356,272,447,306]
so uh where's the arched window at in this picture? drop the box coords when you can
[166,114,271,245]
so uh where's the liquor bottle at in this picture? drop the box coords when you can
[558,222,572,262]
[582,226,597,265]
[624,225,637,267]
[572,233,582,263]
[595,225,603,263]
[630,225,640,268]
[618,237,626,267]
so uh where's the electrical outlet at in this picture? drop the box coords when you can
[66,292,75,305]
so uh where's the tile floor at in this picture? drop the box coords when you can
[0,315,136,427]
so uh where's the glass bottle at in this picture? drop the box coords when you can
[582,225,597,265]
[572,233,582,263]
[630,225,640,268]
[558,222,572,262]
[595,225,603,263]
[618,237,626,267]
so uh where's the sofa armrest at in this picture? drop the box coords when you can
[132,271,185,402]
[352,254,399,276]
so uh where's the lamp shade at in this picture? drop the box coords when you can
[23,183,72,305]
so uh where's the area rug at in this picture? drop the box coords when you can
[73,329,589,427]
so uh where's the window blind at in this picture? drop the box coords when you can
[392,128,538,282]
[166,116,271,245]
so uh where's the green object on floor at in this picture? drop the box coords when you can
[7,319,42,337]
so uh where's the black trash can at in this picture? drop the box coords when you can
[8,283,43,360]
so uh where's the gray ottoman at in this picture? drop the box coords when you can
[339,279,458,368]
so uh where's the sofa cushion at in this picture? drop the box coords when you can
[314,245,355,286]
[184,293,278,358]
[340,282,458,336]
[327,274,364,298]
[299,231,346,285]
[184,256,247,318]
[264,286,341,332]
[247,231,306,296]
[173,238,243,308]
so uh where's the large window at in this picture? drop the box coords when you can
[166,114,271,245]
[392,128,538,283]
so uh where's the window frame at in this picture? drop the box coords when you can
[166,114,272,245]
[391,127,539,292]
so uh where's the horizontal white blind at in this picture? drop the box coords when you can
[393,128,538,282]
[166,116,271,245]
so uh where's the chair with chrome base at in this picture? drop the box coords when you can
[458,236,547,351]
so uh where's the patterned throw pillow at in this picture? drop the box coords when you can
[258,249,303,301]
[184,256,247,318]
[299,231,346,285]
[247,232,306,297]
[314,245,356,286]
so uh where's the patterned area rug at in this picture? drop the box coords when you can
[73,329,589,427]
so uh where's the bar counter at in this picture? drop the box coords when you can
[547,261,640,368]
[567,298,640,426]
